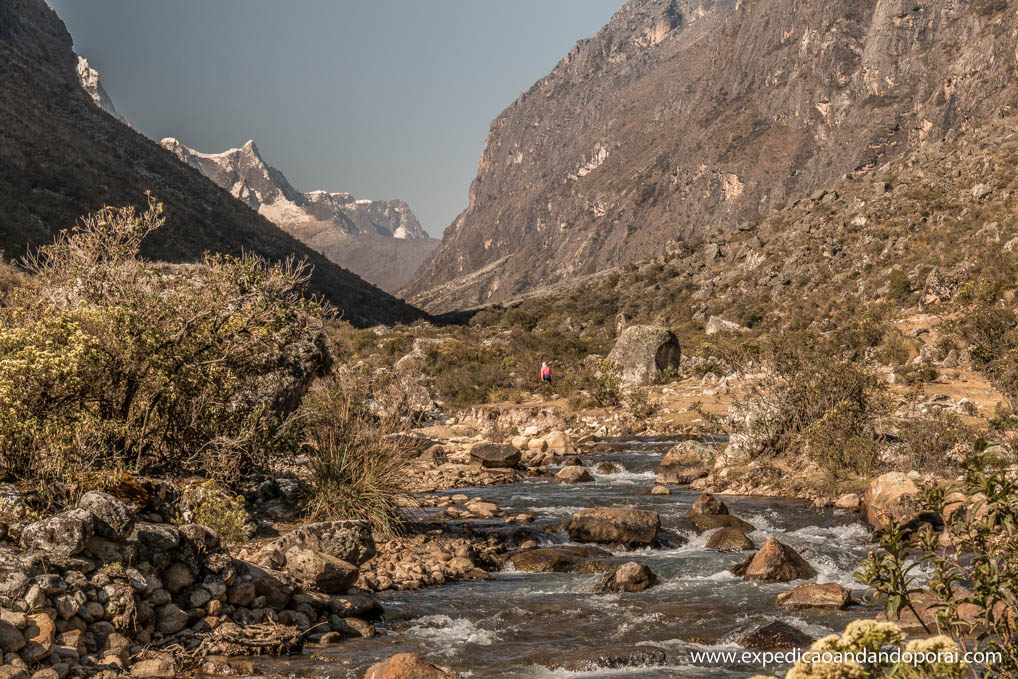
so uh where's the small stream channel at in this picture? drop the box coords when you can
[261,437,877,678]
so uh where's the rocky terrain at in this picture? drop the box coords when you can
[0,0,423,326]
[160,139,438,293]
[406,0,1018,312]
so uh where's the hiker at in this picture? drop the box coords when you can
[540,361,552,384]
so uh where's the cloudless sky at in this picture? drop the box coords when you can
[47,0,623,237]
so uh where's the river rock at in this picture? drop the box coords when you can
[776,582,852,610]
[568,508,660,548]
[731,538,817,582]
[705,527,755,552]
[552,647,667,671]
[688,514,754,534]
[20,509,94,556]
[657,442,711,484]
[542,431,572,454]
[259,520,375,566]
[861,472,922,531]
[554,466,594,483]
[130,657,176,678]
[737,621,814,650]
[650,485,670,495]
[835,493,861,510]
[687,492,728,516]
[469,443,521,469]
[598,562,657,593]
[283,547,359,594]
[509,546,612,573]
[0,619,25,653]
[606,325,682,387]
[363,652,460,678]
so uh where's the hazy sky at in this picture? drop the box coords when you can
[47,0,623,237]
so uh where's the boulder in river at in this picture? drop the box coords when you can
[686,492,729,517]
[776,582,853,610]
[656,441,712,484]
[554,466,594,483]
[364,652,460,678]
[688,513,754,534]
[737,621,815,651]
[705,527,755,552]
[606,325,681,387]
[598,562,657,593]
[731,538,817,582]
[551,646,667,671]
[469,442,522,469]
[597,461,621,474]
[861,472,922,531]
[567,508,660,548]
[509,546,613,573]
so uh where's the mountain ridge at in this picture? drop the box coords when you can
[405,0,1018,312]
[0,0,424,326]
[161,137,439,293]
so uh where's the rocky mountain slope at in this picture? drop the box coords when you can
[75,54,127,125]
[0,0,423,326]
[406,0,1018,312]
[160,138,438,292]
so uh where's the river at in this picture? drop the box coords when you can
[261,437,877,678]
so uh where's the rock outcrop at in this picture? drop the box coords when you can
[606,325,681,387]
[160,138,438,293]
[406,0,1018,312]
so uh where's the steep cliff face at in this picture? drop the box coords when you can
[0,0,424,325]
[406,0,1018,312]
[160,138,438,292]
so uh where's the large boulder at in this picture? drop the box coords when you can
[598,562,657,593]
[283,547,359,594]
[657,442,712,484]
[705,316,749,335]
[606,325,681,387]
[468,443,521,469]
[554,466,594,483]
[509,546,612,573]
[861,472,923,531]
[259,520,375,566]
[364,652,460,679]
[686,492,729,516]
[732,538,817,582]
[705,527,755,552]
[78,491,136,540]
[20,509,93,557]
[776,583,853,610]
[567,508,660,548]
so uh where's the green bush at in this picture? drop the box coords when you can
[0,197,328,491]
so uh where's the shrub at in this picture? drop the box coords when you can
[750,620,968,679]
[584,358,623,407]
[177,480,249,546]
[856,441,1018,677]
[0,197,328,491]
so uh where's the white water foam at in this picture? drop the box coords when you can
[404,614,499,654]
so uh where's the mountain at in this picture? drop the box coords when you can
[0,0,424,326]
[160,138,439,292]
[405,0,1018,313]
[75,55,127,125]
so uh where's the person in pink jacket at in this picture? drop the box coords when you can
[540,361,552,384]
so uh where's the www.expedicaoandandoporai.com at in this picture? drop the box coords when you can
[683,647,1003,669]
